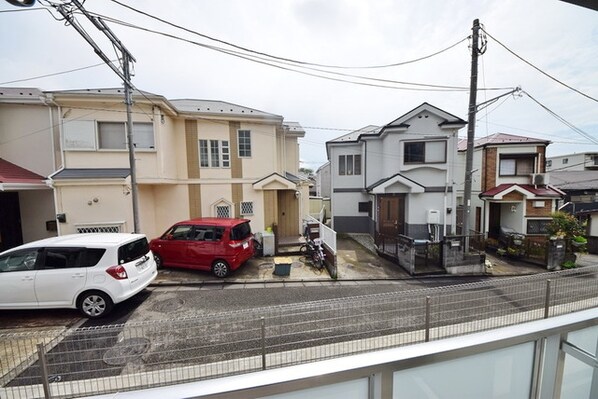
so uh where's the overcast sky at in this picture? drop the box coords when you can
[1,0,597,170]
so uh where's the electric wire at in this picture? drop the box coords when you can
[0,61,117,85]
[108,0,469,70]
[482,28,598,104]
[90,13,485,92]
[522,90,598,145]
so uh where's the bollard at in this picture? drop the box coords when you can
[544,280,552,319]
[261,317,266,370]
[37,343,52,399]
[425,296,431,342]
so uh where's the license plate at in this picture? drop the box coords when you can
[243,242,249,249]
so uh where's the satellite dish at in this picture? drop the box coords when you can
[5,0,36,6]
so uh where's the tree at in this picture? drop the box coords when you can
[546,212,584,239]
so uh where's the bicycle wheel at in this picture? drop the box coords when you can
[312,252,324,269]
[299,244,308,256]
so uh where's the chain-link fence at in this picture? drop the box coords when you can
[2,266,597,398]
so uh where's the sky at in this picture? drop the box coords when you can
[1,0,597,171]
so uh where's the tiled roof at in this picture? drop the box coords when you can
[480,183,563,198]
[458,133,550,151]
[0,158,46,184]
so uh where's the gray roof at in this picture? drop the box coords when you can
[458,132,550,151]
[169,99,282,120]
[0,87,46,103]
[51,168,130,180]
[329,125,381,143]
[284,121,306,135]
[549,171,598,190]
[49,87,162,98]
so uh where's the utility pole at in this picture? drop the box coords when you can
[35,0,141,233]
[462,19,481,252]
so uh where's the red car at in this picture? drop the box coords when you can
[150,218,254,278]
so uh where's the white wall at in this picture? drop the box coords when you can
[19,190,56,242]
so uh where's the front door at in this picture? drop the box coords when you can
[277,190,299,238]
[488,202,501,239]
[378,195,405,236]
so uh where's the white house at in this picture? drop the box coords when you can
[326,103,466,240]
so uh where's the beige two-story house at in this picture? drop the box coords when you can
[0,87,307,248]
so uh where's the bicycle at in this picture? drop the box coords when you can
[300,237,325,269]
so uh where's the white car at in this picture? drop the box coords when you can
[0,233,157,318]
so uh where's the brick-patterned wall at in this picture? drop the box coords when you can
[526,199,552,217]
[483,147,497,191]
[502,191,524,201]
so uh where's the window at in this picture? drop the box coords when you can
[97,122,154,150]
[41,248,106,269]
[527,219,551,234]
[562,158,569,164]
[165,225,193,240]
[231,222,252,240]
[546,160,552,168]
[238,130,251,157]
[63,120,96,150]
[0,249,39,272]
[499,156,534,176]
[118,237,150,264]
[358,201,372,216]
[191,226,216,241]
[216,205,231,218]
[404,141,446,164]
[240,201,254,215]
[199,140,230,168]
[338,154,362,175]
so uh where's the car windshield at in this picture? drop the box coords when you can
[118,238,150,264]
[231,222,251,241]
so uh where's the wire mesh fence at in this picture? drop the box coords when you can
[1,265,598,398]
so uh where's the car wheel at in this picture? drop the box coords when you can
[77,290,113,318]
[154,254,163,269]
[212,260,230,278]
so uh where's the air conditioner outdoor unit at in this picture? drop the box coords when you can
[531,173,549,186]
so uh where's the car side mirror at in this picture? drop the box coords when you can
[166,234,174,240]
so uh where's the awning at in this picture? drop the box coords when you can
[50,168,131,180]
[480,183,564,200]
[0,158,48,191]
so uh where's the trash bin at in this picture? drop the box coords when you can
[274,257,292,276]
[262,231,275,256]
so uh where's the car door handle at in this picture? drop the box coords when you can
[71,273,86,278]
[22,276,34,281]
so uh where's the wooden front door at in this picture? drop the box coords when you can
[488,202,501,239]
[378,195,405,236]
[277,190,299,237]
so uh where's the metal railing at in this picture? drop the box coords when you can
[1,266,597,398]
[304,215,337,254]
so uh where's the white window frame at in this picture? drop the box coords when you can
[199,140,230,168]
[212,199,233,218]
[338,154,362,176]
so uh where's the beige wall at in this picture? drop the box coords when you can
[54,182,133,234]
[0,104,55,176]
[19,190,56,242]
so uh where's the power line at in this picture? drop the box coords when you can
[482,28,598,104]
[0,60,116,85]
[91,13,485,92]
[109,0,468,70]
[522,90,598,145]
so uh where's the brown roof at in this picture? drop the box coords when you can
[480,183,563,198]
[0,158,46,184]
